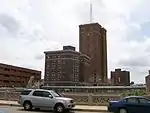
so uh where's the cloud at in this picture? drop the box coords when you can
[0,14,20,35]
[119,57,149,67]
[35,54,44,60]
[116,37,150,83]
[0,0,150,83]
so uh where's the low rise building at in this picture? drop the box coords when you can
[145,70,150,92]
[0,63,41,87]
[110,69,130,86]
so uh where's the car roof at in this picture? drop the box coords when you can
[124,96,147,99]
[24,89,53,92]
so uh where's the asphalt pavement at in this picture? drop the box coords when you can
[0,106,109,113]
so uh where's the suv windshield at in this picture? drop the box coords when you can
[51,91,61,97]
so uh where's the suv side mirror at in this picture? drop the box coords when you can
[49,95,53,98]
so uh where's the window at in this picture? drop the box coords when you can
[32,91,43,97]
[139,98,149,104]
[46,56,49,59]
[120,99,127,102]
[33,91,52,97]
[4,75,9,77]
[51,91,61,97]
[127,98,138,104]
[62,61,65,64]
[21,90,32,95]
[4,80,9,83]
[118,77,121,83]
[43,91,51,97]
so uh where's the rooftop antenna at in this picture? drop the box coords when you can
[90,0,93,23]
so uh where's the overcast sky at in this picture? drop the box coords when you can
[0,0,150,83]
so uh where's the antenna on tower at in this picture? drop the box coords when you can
[90,0,93,23]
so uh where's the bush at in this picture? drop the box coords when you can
[121,90,147,97]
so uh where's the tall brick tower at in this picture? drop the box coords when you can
[79,23,107,84]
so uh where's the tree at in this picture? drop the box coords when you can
[121,90,147,97]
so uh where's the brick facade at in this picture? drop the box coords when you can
[110,69,130,86]
[0,63,41,87]
[79,23,108,83]
[44,46,90,86]
[145,70,150,91]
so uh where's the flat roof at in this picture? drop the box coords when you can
[44,50,81,55]
[79,22,101,27]
[79,22,106,30]
[0,63,41,73]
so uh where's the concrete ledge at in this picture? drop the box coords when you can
[73,105,108,112]
[72,108,108,112]
[0,103,20,107]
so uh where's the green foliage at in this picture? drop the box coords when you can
[121,90,147,97]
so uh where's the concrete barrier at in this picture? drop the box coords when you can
[0,90,122,105]
[0,87,148,106]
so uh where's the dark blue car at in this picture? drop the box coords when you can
[108,96,150,113]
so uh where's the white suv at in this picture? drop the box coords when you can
[18,89,75,113]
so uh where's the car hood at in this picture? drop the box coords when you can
[55,97,73,101]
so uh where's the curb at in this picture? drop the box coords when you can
[72,108,108,112]
[0,103,20,107]
[0,103,108,112]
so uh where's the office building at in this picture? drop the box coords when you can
[44,46,90,86]
[79,23,107,84]
[110,69,130,86]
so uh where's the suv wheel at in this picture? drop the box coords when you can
[23,101,32,111]
[119,108,127,113]
[54,104,65,113]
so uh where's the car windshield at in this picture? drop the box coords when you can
[118,98,126,102]
[51,91,61,97]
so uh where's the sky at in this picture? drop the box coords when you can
[0,0,150,83]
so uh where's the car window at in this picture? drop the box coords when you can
[120,98,127,102]
[127,98,138,104]
[51,90,61,97]
[42,91,51,97]
[139,98,149,104]
[21,90,32,95]
[32,91,43,97]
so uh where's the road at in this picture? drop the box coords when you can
[0,106,109,113]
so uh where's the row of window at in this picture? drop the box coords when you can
[0,67,39,75]
[80,27,105,35]
[21,90,60,98]
[0,80,25,83]
[47,61,80,65]
[46,55,79,59]
[46,68,79,72]
[122,97,149,104]
[45,76,79,81]
[0,74,29,79]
